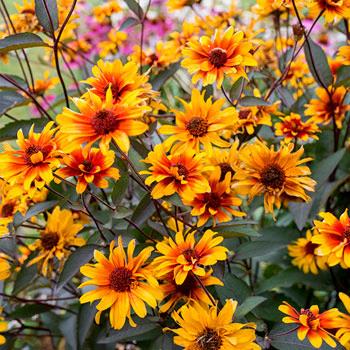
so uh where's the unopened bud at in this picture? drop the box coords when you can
[293,24,304,41]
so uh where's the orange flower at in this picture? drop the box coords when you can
[275,113,320,144]
[140,144,210,199]
[153,229,228,285]
[57,88,149,153]
[182,172,245,227]
[159,89,235,154]
[335,292,350,349]
[279,301,339,348]
[0,122,61,191]
[55,146,120,194]
[312,209,350,268]
[182,26,257,88]
[308,0,350,23]
[305,86,349,129]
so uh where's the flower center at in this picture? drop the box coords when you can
[196,328,222,350]
[174,164,188,178]
[238,110,251,119]
[301,308,317,321]
[209,48,227,68]
[41,232,59,251]
[219,162,234,181]
[260,164,286,189]
[25,144,51,164]
[1,203,15,217]
[186,117,208,137]
[182,248,199,263]
[305,241,318,255]
[344,227,350,240]
[104,84,121,102]
[109,267,133,292]
[175,273,198,296]
[91,110,119,135]
[203,193,221,210]
[81,160,93,172]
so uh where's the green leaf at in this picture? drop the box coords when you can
[276,86,294,108]
[123,0,144,19]
[0,33,48,54]
[13,200,59,227]
[13,264,37,294]
[215,274,251,304]
[111,175,129,206]
[35,0,59,34]
[235,296,267,318]
[304,38,333,87]
[0,74,26,90]
[229,77,244,101]
[335,65,350,87]
[150,62,180,90]
[215,221,260,238]
[239,96,271,107]
[119,16,140,31]
[235,241,286,260]
[0,90,27,116]
[78,302,97,349]
[0,119,47,142]
[11,304,52,318]
[60,315,78,350]
[56,245,98,292]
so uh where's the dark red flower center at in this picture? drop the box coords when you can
[81,160,93,172]
[1,203,15,217]
[301,308,317,321]
[174,164,188,178]
[175,273,198,295]
[209,48,228,68]
[92,110,119,135]
[219,162,234,181]
[182,248,199,263]
[305,241,319,255]
[260,164,286,189]
[203,193,221,210]
[238,110,251,119]
[196,328,222,350]
[186,117,208,137]
[109,267,133,292]
[104,84,122,102]
[25,144,52,164]
[41,232,59,250]
[344,227,350,240]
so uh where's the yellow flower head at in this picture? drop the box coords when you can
[308,0,350,23]
[337,45,350,64]
[33,71,59,96]
[335,293,350,349]
[167,0,201,11]
[98,30,127,58]
[182,26,257,88]
[92,0,121,23]
[79,237,162,330]
[0,307,7,346]
[0,256,10,281]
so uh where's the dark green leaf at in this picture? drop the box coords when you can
[215,274,250,304]
[304,38,333,87]
[11,304,52,318]
[0,119,47,142]
[78,302,97,349]
[235,296,267,318]
[335,65,350,87]
[111,175,129,206]
[13,264,37,294]
[0,90,27,116]
[0,33,48,54]
[123,0,144,19]
[35,0,59,34]
[215,221,260,238]
[150,62,180,90]
[60,315,78,350]
[235,241,286,260]
[119,17,140,31]
[0,74,26,90]
[229,77,244,101]
[276,86,294,108]
[239,96,271,107]
[56,245,98,292]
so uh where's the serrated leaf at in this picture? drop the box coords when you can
[0,90,27,116]
[150,62,180,90]
[119,16,140,30]
[0,33,48,54]
[235,296,267,318]
[239,96,271,107]
[111,175,129,206]
[123,0,144,19]
[56,245,98,292]
[0,119,47,142]
[35,0,59,34]
[304,38,333,87]
[235,241,286,260]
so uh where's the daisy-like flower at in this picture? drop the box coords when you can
[335,292,350,349]
[167,299,260,350]
[288,229,327,274]
[83,59,155,104]
[182,172,245,227]
[252,0,292,17]
[140,144,211,199]
[234,141,316,216]
[182,26,257,88]
[28,207,85,276]
[312,209,350,268]
[0,308,7,346]
[33,71,59,96]
[98,30,127,58]
[79,237,162,330]
[153,229,228,285]
[0,122,61,191]
[55,146,120,194]
[57,88,149,153]
[167,0,201,11]
[159,89,235,154]
[275,113,320,144]
[308,0,350,23]
[337,46,350,65]
[305,86,350,129]
[159,270,223,313]
[0,256,10,281]
[92,0,121,23]
[279,301,340,348]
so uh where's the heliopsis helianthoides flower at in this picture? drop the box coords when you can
[159,89,235,154]
[159,270,223,313]
[338,45,350,65]
[252,0,291,17]
[28,206,85,276]
[182,172,245,226]
[305,86,350,128]
[79,237,162,330]
[98,30,127,58]
[33,71,59,96]
[92,0,121,23]
[234,141,316,216]
[153,229,227,285]
[57,88,149,153]
[181,26,257,88]
[288,229,328,274]
[206,140,240,182]
[308,0,350,23]
[0,256,10,281]
[167,299,260,350]
[0,308,7,346]
[312,209,350,268]
[279,301,340,348]
[83,59,155,105]
[140,144,211,199]
[335,292,350,349]
[0,122,61,191]
[167,0,201,11]
[55,146,120,194]
[275,113,320,144]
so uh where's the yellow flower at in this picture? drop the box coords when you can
[28,206,85,276]
[0,307,7,346]
[167,0,201,11]
[234,141,316,216]
[167,299,260,350]
[252,0,291,17]
[153,228,228,285]
[98,30,127,58]
[159,89,235,154]
[33,71,59,96]
[308,0,350,23]
[335,292,350,349]
[0,256,10,281]
[338,45,350,64]
[288,229,328,274]
[182,26,257,88]
[92,0,121,23]
[79,237,162,330]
